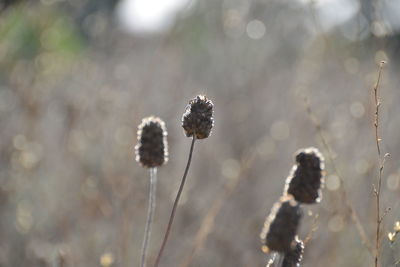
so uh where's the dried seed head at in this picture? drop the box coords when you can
[284,147,325,204]
[182,95,214,139]
[135,116,168,168]
[281,237,304,267]
[260,195,302,253]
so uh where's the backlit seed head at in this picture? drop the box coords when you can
[135,116,168,168]
[284,147,325,204]
[281,237,304,267]
[260,195,302,253]
[182,95,214,139]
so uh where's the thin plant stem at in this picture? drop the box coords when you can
[304,97,374,255]
[178,143,257,267]
[304,214,319,245]
[373,62,384,158]
[140,167,158,267]
[154,136,196,267]
[373,61,387,267]
[276,254,283,267]
[53,249,66,267]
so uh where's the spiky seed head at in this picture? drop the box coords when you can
[182,95,214,139]
[260,195,302,253]
[135,116,168,168]
[281,237,304,267]
[284,147,325,204]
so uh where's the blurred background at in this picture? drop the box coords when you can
[0,0,400,266]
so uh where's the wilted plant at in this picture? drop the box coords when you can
[261,195,302,254]
[304,99,373,255]
[154,95,214,266]
[284,147,325,204]
[182,95,214,140]
[135,116,168,267]
[372,61,390,267]
[261,147,324,266]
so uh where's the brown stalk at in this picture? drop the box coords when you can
[304,214,319,245]
[373,61,388,267]
[178,145,257,267]
[304,98,374,255]
[154,136,196,267]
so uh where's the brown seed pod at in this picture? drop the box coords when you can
[260,195,302,253]
[284,147,325,204]
[182,95,214,139]
[281,237,304,267]
[135,116,168,168]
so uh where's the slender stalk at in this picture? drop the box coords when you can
[304,98,373,255]
[140,167,158,267]
[276,254,283,267]
[154,136,196,267]
[53,249,66,267]
[373,62,386,267]
[373,62,384,158]
[278,257,284,267]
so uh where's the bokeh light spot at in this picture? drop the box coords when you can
[222,159,240,179]
[350,102,365,118]
[328,215,344,232]
[326,175,340,191]
[270,121,290,141]
[246,20,266,40]
[387,173,399,191]
[100,252,114,267]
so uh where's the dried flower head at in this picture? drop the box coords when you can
[182,95,214,139]
[284,147,325,204]
[281,237,304,267]
[260,195,302,253]
[135,116,168,168]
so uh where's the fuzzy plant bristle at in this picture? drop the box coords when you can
[260,195,302,253]
[135,116,168,168]
[281,237,304,267]
[284,147,325,204]
[182,95,214,139]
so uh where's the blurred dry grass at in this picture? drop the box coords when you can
[0,1,400,266]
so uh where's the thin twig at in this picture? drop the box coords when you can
[140,168,158,267]
[53,249,66,267]
[304,214,319,245]
[154,136,196,267]
[178,145,257,267]
[276,254,283,267]
[379,207,391,224]
[373,61,387,267]
[373,62,385,157]
[304,98,374,255]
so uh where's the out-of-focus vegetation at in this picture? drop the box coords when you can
[0,0,400,266]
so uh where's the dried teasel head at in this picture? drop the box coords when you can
[281,237,304,267]
[182,95,214,139]
[284,147,325,204]
[135,116,168,168]
[260,195,302,253]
